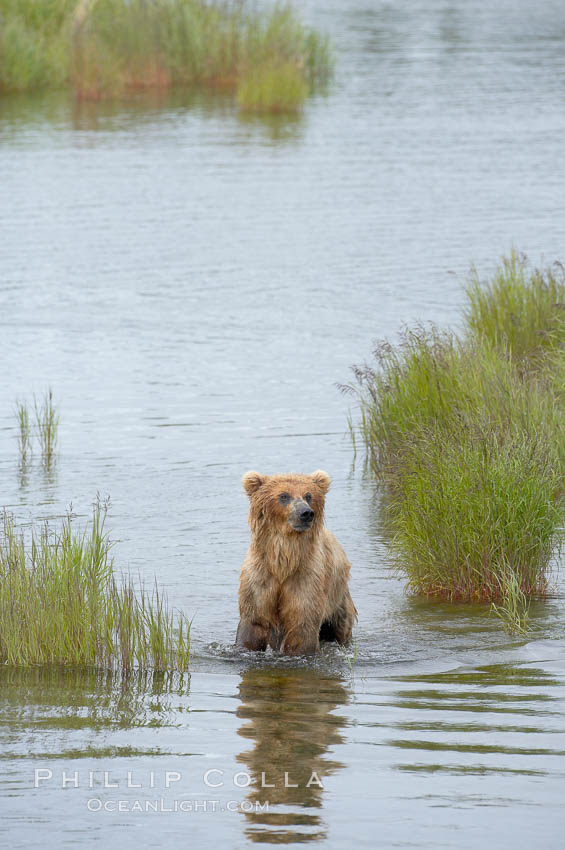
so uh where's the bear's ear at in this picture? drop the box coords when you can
[310,470,331,494]
[242,471,266,497]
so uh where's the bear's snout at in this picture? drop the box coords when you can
[299,505,314,522]
[289,499,315,532]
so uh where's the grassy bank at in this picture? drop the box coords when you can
[0,0,332,112]
[0,502,190,670]
[346,255,565,631]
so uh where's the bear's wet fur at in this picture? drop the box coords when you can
[236,470,356,655]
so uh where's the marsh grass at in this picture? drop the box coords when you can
[237,61,307,113]
[0,0,72,91]
[389,425,562,603]
[0,501,190,670]
[1,0,332,112]
[345,327,562,478]
[34,388,59,466]
[16,401,33,464]
[465,252,565,370]
[15,390,59,467]
[346,255,565,632]
[490,572,531,635]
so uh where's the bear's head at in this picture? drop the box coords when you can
[242,470,331,537]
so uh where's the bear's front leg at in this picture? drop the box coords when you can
[237,565,277,652]
[235,619,269,652]
[280,627,320,656]
[278,577,324,656]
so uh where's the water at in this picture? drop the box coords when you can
[1,0,565,845]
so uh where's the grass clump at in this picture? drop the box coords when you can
[389,425,562,604]
[465,252,565,370]
[237,61,307,113]
[348,326,561,478]
[346,255,565,632]
[34,388,59,466]
[0,0,71,91]
[16,400,33,464]
[0,0,332,112]
[0,501,190,671]
[15,389,59,467]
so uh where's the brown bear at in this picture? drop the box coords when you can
[235,470,357,655]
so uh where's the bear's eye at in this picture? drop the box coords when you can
[278,492,291,505]
[304,493,312,504]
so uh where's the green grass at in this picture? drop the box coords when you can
[0,0,71,91]
[0,501,190,670]
[15,389,59,466]
[237,61,307,113]
[15,400,33,464]
[345,326,562,479]
[389,424,562,603]
[34,388,59,466]
[0,0,332,113]
[490,570,531,635]
[346,255,565,632]
[465,251,565,370]
[15,390,59,466]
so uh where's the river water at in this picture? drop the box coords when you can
[1,0,565,846]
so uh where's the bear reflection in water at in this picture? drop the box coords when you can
[236,668,349,844]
